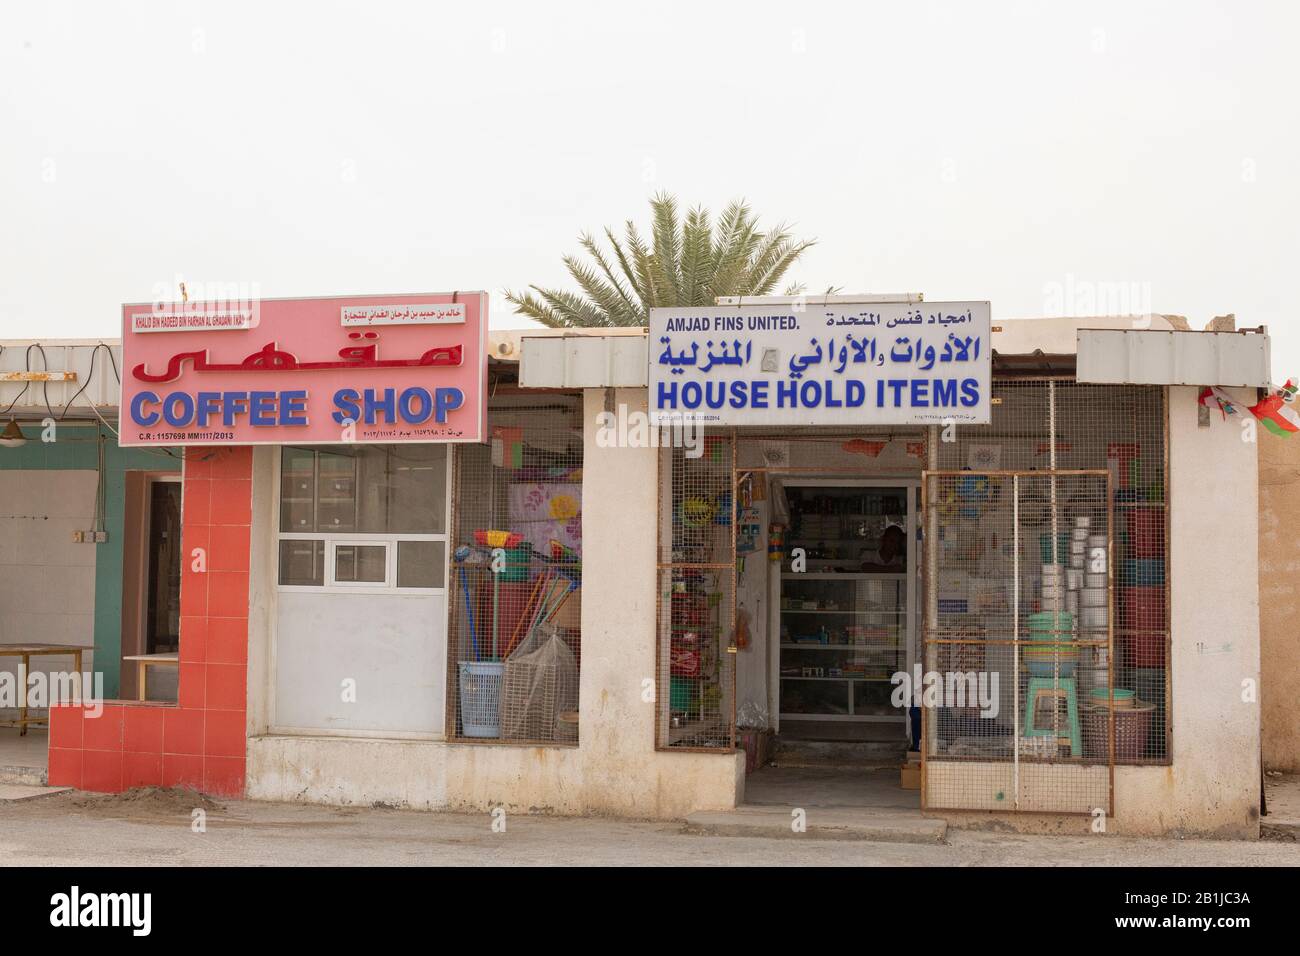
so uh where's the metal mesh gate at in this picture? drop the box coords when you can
[655,428,926,750]
[656,436,737,749]
[921,469,1115,816]
[446,399,584,745]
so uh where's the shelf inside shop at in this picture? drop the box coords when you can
[666,717,727,746]
[779,675,897,682]
[781,572,906,581]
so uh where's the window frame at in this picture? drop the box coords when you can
[274,447,450,596]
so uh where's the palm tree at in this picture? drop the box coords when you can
[505,193,822,328]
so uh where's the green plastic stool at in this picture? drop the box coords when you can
[1022,677,1082,756]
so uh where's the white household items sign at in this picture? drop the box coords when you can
[119,292,489,446]
[648,301,992,427]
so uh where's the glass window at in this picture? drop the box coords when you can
[280,447,317,532]
[279,540,325,587]
[279,446,447,535]
[277,445,448,590]
[397,540,445,589]
[334,544,387,584]
[317,451,358,532]
[384,446,448,534]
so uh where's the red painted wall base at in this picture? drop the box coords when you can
[48,447,253,796]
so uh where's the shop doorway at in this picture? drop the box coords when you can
[270,445,451,737]
[748,478,922,811]
[730,435,925,810]
[658,430,927,808]
[121,474,182,701]
[774,481,916,744]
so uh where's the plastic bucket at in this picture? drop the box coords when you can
[1126,507,1163,557]
[1024,653,1078,677]
[498,546,533,583]
[1120,587,1166,665]
[1120,558,1165,587]
[458,661,505,737]
[1039,532,1070,564]
[1026,610,1074,641]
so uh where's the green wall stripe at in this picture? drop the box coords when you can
[0,423,179,698]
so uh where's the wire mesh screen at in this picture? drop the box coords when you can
[656,436,736,750]
[922,470,1113,816]
[446,400,583,745]
[933,381,1168,765]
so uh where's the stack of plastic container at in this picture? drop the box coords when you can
[1064,516,1110,699]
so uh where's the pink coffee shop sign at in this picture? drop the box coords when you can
[119,292,489,446]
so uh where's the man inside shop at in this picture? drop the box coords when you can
[860,523,906,572]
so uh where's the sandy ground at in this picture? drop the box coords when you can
[1,788,1299,866]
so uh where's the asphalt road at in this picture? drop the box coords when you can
[1,789,1298,866]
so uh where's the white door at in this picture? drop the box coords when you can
[271,445,451,737]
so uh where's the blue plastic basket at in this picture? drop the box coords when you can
[458,661,504,738]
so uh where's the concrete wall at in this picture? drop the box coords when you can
[1260,429,1300,771]
[1162,385,1261,836]
[935,386,1262,837]
[245,388,743,818]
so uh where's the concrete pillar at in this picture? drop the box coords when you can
[577,387,743,815]
[1164,385,1261,835]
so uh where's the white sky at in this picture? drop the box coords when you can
[2,1,1296,373]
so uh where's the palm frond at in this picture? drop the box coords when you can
[648,192,683,304]
[603,227,648,311]
[679,206,713,306]
[568,238,641,323]
[508,194,826,326]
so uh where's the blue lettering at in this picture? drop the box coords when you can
[399,387,433,424]
[222,392,248,427]
[130,391,160,427]
[281,390,308,426]
[195,392,221,427]
[163,392,195,428]
[960,378,980,407]
[250,391,277,426]
[333,389,360,425]
[434,387,463,423]
[363,388,396,425]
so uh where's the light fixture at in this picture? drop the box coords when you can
[0,417,27,448]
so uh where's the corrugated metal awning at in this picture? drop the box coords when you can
[0,340,122,417]
[1076,328,1271,387]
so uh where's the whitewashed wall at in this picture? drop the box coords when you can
[0,470,98,712]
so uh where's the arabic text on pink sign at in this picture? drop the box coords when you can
[119,293,488,446]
